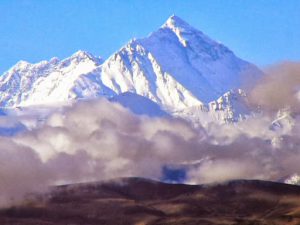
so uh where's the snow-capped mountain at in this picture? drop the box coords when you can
[174,89,252,125]
[99,15,261,112]
[0,51,114,107]
[0,15,262,123]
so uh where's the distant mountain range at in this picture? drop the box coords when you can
[0,15,262,123]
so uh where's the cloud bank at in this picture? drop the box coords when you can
[0,62,300,207]
[249,61,300,113]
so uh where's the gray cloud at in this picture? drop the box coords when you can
[0,90,300,206]
[249,61,300,113]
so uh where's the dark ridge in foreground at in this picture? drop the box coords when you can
[1,177,300,225]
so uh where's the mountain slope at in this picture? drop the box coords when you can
[1,178,300,225]
[110,92,168,117]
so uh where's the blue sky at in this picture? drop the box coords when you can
[0,0,299,74]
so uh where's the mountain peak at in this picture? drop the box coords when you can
[71,50,94,59]
[13,60,31,71]
[16,60,30,66]
[49,57,60,64]
[162,15,193,31]
[69,50,102,64]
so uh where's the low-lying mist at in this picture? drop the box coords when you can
[0,62,300,207]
